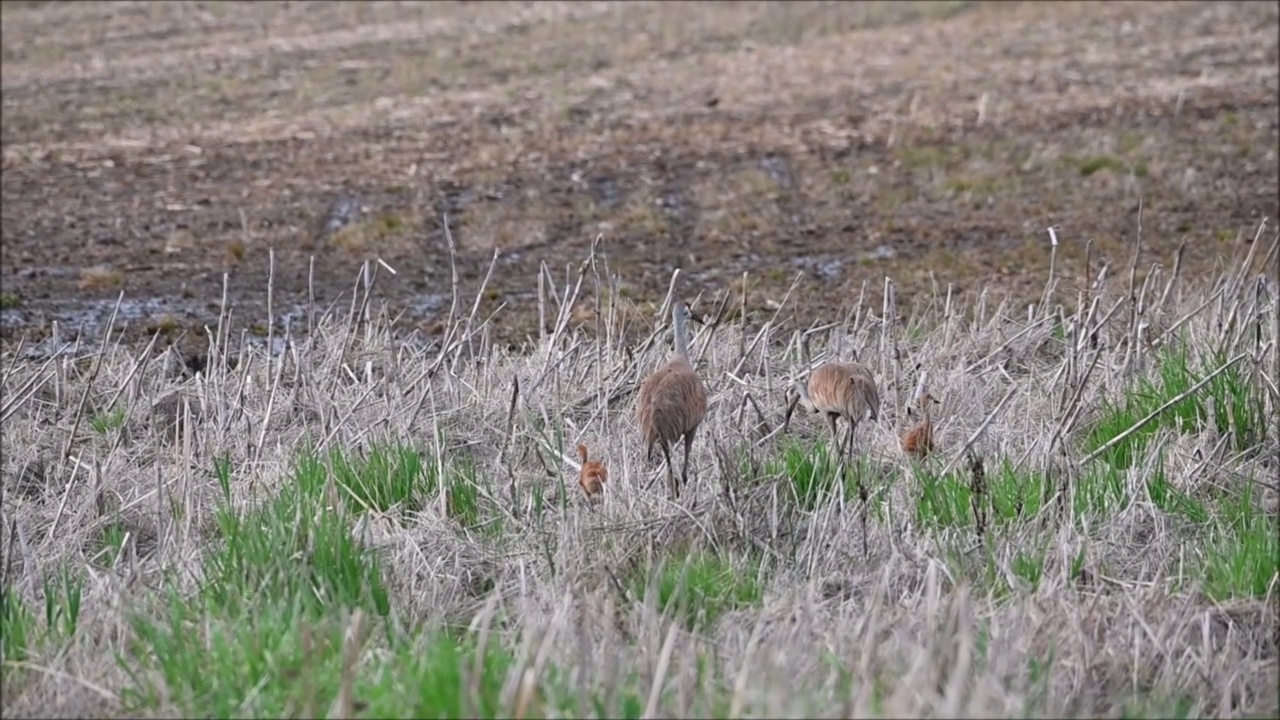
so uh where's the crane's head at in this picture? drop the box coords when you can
[906,396,939,420]
[782,380,815,432]
[912,374,940,408]
[907,381,939,419]
[668,301,704,360]
[671,301,705,326]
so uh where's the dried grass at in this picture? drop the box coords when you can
[2,215,1277,718]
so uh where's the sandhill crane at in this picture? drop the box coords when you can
[783,360,881,466]
[901,381,940,459]
[577,443,608,497]
[636,301,708,500]
[784,357,881,556]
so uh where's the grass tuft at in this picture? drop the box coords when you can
[1,588,37,680]
[916,459,1045,531]
[89,406,126,435]
[771,438,891,512]
[1085,343,1264,471]
[630,547,764,631]
[200,453,390,617]
[1199,482,1280,602]
[330,443,428,515]
[125,598,519,718]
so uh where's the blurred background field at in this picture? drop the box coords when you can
[1,0,1276,353]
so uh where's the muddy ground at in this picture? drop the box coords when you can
[1,1,1277,358]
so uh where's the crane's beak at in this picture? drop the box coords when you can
[782,391,799,433]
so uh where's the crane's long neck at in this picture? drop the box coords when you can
[795,380,816,412]
[920,396,933,425]
[672,306,691,360]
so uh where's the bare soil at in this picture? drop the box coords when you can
[2,1,1277,355]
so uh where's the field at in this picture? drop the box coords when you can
[1,1,1277,353]
[1,223,1278,718]
[2,1,1280,719]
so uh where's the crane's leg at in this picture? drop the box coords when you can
[848,419,869,558]
[645,438,672,492]
[680,430,696,499]
[824,413,842,467]
[822,412,849,511]
[660,439,678,500]
[845,420,858,475]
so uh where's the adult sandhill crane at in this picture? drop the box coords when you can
[783,357,881,556]
[636,301,708,500]
[901,381,940,459]
[783,359,881,466]
[577,443,608,497]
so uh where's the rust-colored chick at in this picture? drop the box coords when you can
[901,382,940,459]
[577,443,608,497]
[635,301,708,499]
